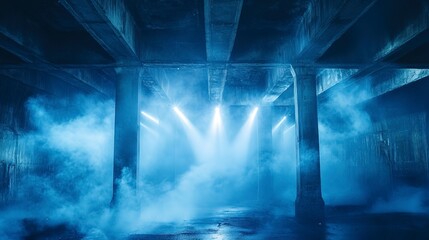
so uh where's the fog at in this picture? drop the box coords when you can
[1,83,428,238]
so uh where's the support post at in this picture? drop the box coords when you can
[293,67,325,223]
[111,67,141,206]
[257,105,274,203]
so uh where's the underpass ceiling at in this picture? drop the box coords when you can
[0,0,427,106]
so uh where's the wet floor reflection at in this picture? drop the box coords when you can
[127,207,429,240]
[16,207,429,239]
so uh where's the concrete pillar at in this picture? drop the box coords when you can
[257,105,274,203]
[293,67,325,223]
[111,67,141,206]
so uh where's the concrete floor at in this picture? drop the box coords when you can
[14,206,429,239]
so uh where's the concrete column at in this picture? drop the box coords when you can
[257,105,274,203]
[111,67,141,206]
[293,67,325,223]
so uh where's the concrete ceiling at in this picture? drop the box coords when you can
[0,0,428,107]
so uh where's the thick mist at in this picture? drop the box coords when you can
[318,82,429,212]
[137,103,270,224]
[2,82,428,237]
[0,94,296,237]
[0,95,116,238]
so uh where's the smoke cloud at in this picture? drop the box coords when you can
[1,78,427,238]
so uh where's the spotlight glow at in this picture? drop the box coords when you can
[272,116,287,133]
[232,106,259,160]
[215,106,220,114]
[209,105,223,137]
[172,106,205,162]
[173,106,193,128]
[140,122,158,136]
[141,111,159,124]
[249,107,259,122]
[214,106,221,125]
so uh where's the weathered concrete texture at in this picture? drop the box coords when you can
[262,65,295,103]
[293,68,325,223]
[294,0,377,61]
[204,0,243,103]
[257,106,274,203]
[60,0,139,62]
[0,81,35,205]
[332,112,429,191]
[112,68,141,205]
[207,65,227,104]
[204,0,243,62]
[0,2,113,97]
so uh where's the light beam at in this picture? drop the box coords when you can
[272,116,286,133]
[232,106,259,160]
[141,111,159,125]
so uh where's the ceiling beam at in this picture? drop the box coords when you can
[0,69,80,96]
[373,11,429,63]
[140,68,169,101]
[0,62,387,70]
[207,65,227,103]
[368,68,429,101]
[262,65,295,103]
[264,0,374,105]
[204,0,243,104]
[0,5,113,97]
[60,0,139,62]
[316,68,359,94]
[319,5,429,99]
[294,0,377,62]
[60,0,173,101]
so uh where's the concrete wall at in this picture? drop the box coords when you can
[337,112,428,191]
[320,79,429,204]
[0,80,36,205]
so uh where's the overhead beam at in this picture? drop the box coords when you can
[262,65,295,103]
[0,69,77,96]
[207,65,227,104]
[62,69,115,96]
[6,61,429,71]
[0,5,113,97]
[60,0,172,100]
[367,68,429,102]
[140,68,169,101]
[262,0,375,105]
[204,0,243,103]
[316,68,359,94]
[295,0,377,62]
[373,10,429,63]
[60,0,139,62]
[319,4,429,99]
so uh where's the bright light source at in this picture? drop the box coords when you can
[215,106,220,114]
[232,106,259,157]
[272,116,287,133]
[214,105,221,125]
[173,106,190,125]
[249,107,259,121]
[141,111,159,124]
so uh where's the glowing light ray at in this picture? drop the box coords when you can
[141,111,160,125]
[272,116,286,133]
[208,106,222,136]
[283,124,295,134]
[173,106,206,162]
[205,106,227,165]
[232,107,259,160]
[140,122,158,136]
